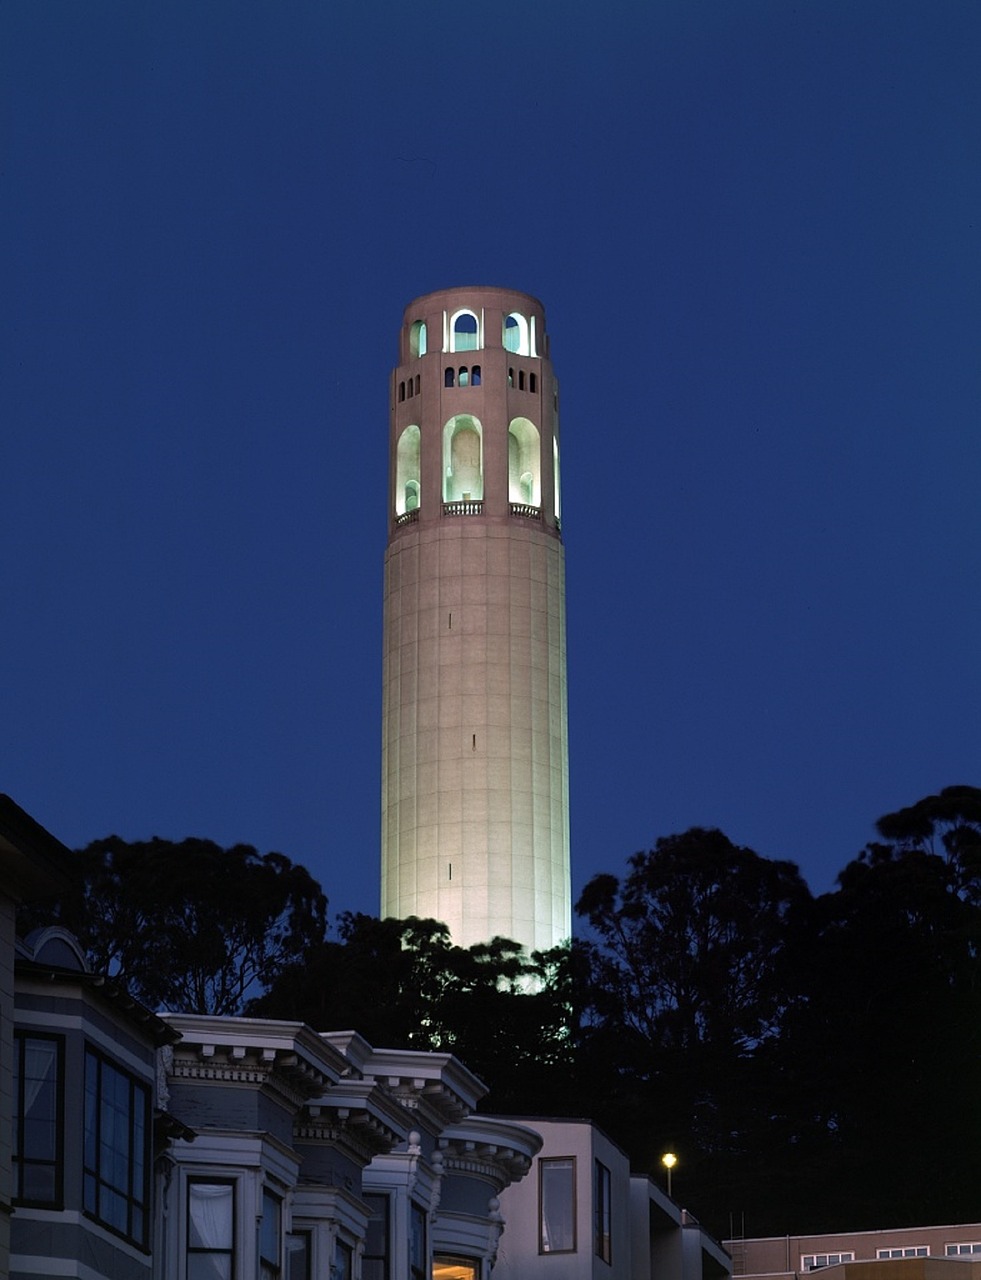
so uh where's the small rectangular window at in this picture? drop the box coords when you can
[332,1238,354,1280]
[594,1159,612,1263]
[947,1244,981,1257]
[877,1248,929,1259]
[261,1188,282,1277]
[540,1157,576,1254]
[802,1254,854,1270]
[287,1231,311,1280]
[188,1181,235,1280]
[83,1046,150,1247]
[409,1202,428,1280]
[13,1033,64,1207]
[364,1193,391,1280]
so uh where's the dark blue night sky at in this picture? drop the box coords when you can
[4,1,979,925]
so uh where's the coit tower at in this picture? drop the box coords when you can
[381,286,570,955]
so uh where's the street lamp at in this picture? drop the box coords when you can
[661,1152,677,1198]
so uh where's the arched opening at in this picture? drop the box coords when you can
[508,417,541,506]
[503,312,530,355]
[395,425,421,516]
[398,382,405,402]
[445,367,455,388]
[451,310,480,352]
[409,320,427,358]
[458,366,469,387]
[443,415,483,501]
[553,436,561,522]
[471,365,481,386]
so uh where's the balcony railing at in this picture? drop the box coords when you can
[509,503,542,521]
[395,509,419,526]
[442,501,483,517]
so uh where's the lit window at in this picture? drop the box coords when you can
[451,311,479,352]
[287,1231,311,1280]
[540,1157,576,1254]
[83,1046,150,1247]
[802,1254,854,1270]
[433,1258,479,1280]
[503,312,530,355]
[594,1160,611,1263]
[410,320,427,358]
[363,1193,390,1280]
[13,1033,63,1207]
[261,1188,282,1277]
[442,415,483,502]
[458,366,469,387]
[508,417,541,506]
[188,1181,235,1279]
[409,1202,428,1280]
[395,425,421,516]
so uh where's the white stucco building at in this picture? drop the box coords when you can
[381,287,571,955]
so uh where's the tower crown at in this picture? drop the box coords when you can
[389,287,561,539]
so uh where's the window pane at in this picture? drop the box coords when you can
[189,1258,233,1280]
[261,1189,281,1265]
[540,1158,575,1253]
[189,1183,234,1248]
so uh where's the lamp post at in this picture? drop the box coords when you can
[661,1152,677,1198]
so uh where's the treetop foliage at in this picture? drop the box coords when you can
[20,834,327,1016]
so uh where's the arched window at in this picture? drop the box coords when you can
[471,365,481,386]
[415,374,421,394]
[553,436,561,522]
[395,425,421,516]
[508,368,514,387]
[503,312,530,355]
[443,415,483,502]
[451,310,480,352]
[399,382,405,402]
[407,379,414,398]
[409,320,427,358]
[445,367,455,388]
[458,366,469,388]
[518,370,525,391]
[529,372,537,393]
[508,417,541,506]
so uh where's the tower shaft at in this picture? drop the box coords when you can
[381,287,570,955]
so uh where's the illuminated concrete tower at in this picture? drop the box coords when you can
[381,286,570,955]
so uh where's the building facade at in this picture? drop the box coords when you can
[726,1224,981,1280]
[380,287,571,955]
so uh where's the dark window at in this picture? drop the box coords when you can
[471,365,481,386]
[188,1181,235,1280]
[410,1202,428,1280]
[334,1238,354,1280]
[13,1033,63,1207]
[260,1188,282,1277]
[540,1157,576,1254]
[364,1193,390,1280]
[508,367,514,387]
[445,367,455,388]
[518,370,526,391]
[529,372,537,393]
[594,1160,612,1263]
[406,379,413,398]
[83,1046,150,1247]
[399,382,405,402]
[287,1231,311,1280]
[415,374,421,395]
